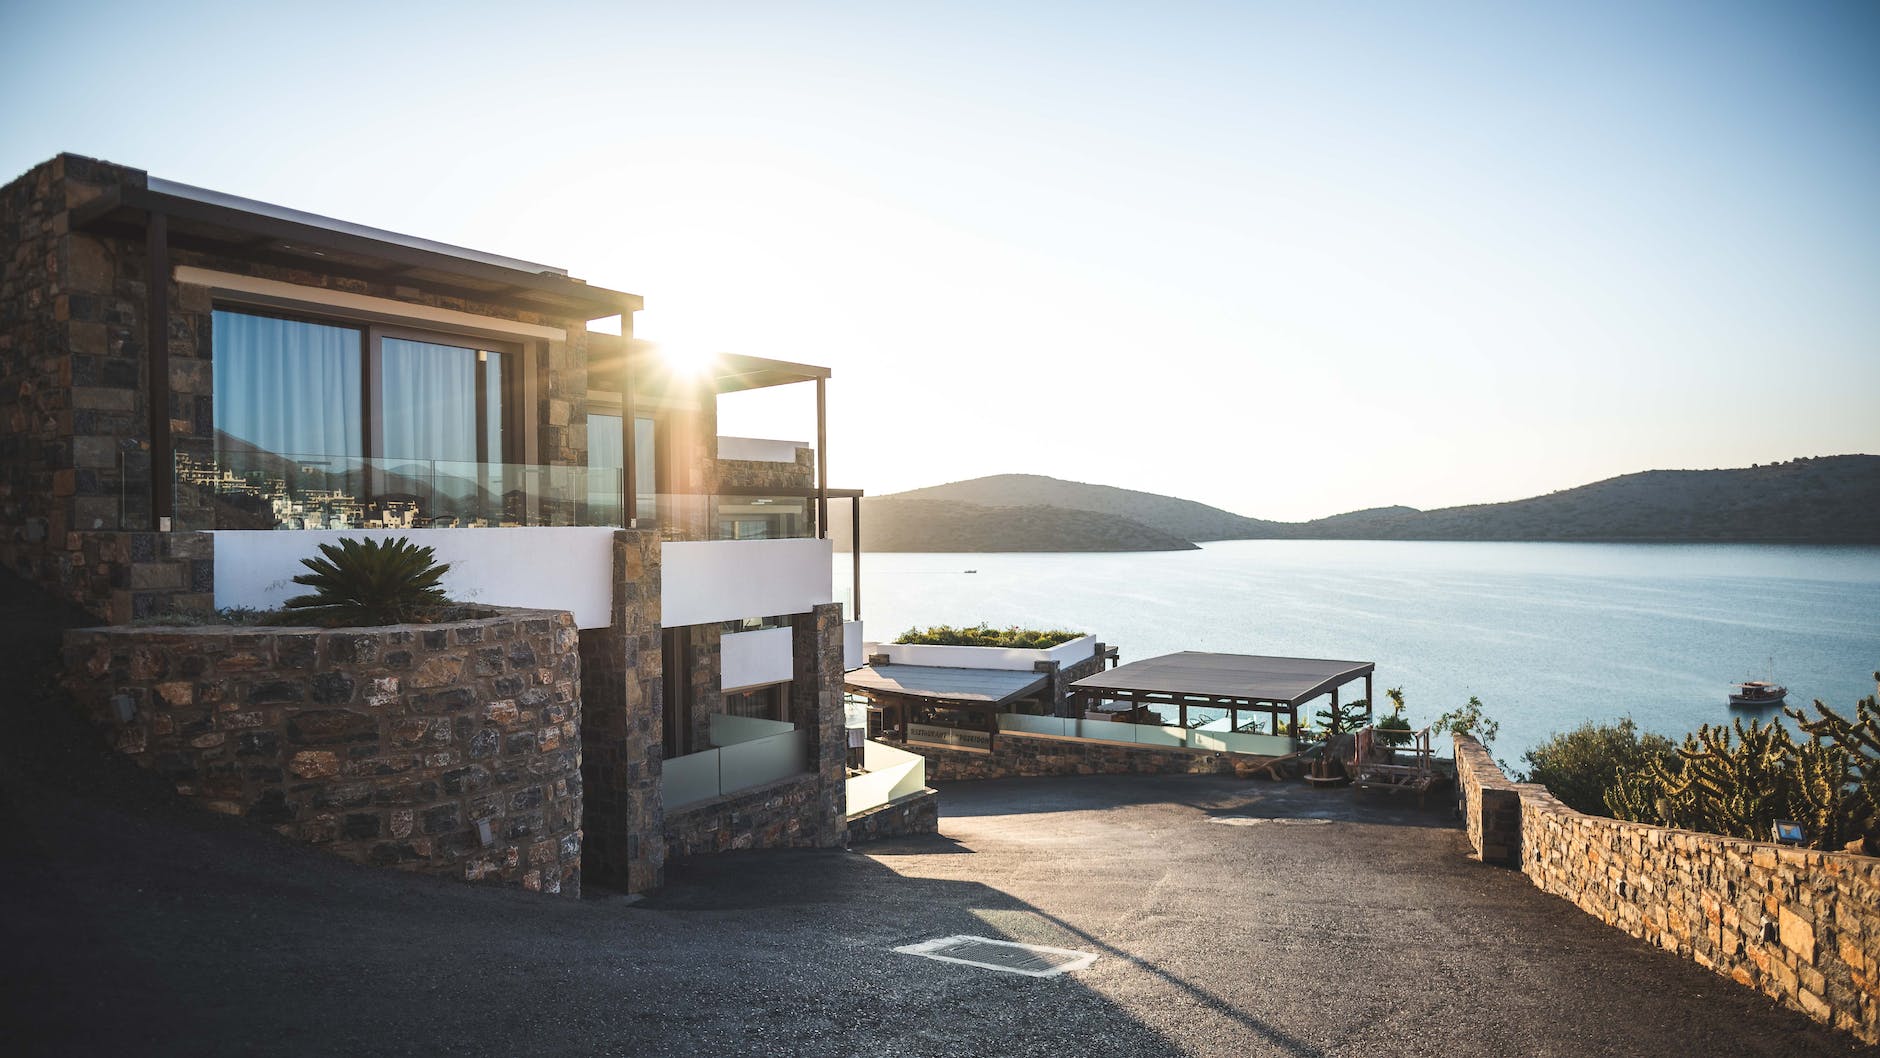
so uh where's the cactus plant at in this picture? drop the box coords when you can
[1592,676,1880,854]
[1785,675,1880,853]
[1652,718,1798,842]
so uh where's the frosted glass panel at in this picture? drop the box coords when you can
[709,713,797,748]
[720,730,809,792]
[663,749,720,810]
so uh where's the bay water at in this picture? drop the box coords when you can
[844,541,1880,762]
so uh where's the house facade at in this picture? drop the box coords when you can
[4,153,863,894]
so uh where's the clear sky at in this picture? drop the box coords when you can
[5,1,1876,520]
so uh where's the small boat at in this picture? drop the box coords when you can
[1728,680,1787,707]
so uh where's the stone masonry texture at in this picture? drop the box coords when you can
[1455,735,1880,1043]
[844,787,939,845]
[577,529,665,894]
[61,606,584,896]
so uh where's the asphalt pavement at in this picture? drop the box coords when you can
[0,570,1869,1056]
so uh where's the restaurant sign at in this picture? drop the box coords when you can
[907,723,992,752]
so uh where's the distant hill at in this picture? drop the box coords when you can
[836,456,1880,550]
[1297,456,1880,543]
[886,473,1286,541]
[828,497,1197,552]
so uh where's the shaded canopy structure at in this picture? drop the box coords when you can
[1069,651,1375,736]
[844,665,1049,708]
[843,664,1053,749]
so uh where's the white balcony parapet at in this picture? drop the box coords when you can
[843,621,865,671]
[660,538,834,628]
[721,627,794,692]
[212,526,618,629]
[845,740,926,816]
[718,436,809,463]
[861,634,1097,672]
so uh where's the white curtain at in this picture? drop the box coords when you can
[380,337,478,463]
[212,310,363,460]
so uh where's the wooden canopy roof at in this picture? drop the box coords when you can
[1070,652,1374,706]
[845,665,1048,708]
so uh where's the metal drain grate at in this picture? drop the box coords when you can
[894,935,1098,977]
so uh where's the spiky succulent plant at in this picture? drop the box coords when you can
[283,536,452,626]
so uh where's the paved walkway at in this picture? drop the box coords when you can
[0,576,1868,1056]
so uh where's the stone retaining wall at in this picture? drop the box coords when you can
[1453,735,1525,866]
[846,788,939,845]
[894,730,1272,782]
[664,773,828,857]
[62,607,584,896]
[1455,735,1880,1043]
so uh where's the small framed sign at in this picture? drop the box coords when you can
[1772,820,1806,846]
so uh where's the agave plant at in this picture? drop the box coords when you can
[283,536,452,626]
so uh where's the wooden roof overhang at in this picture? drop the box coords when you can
[587,333,833,397]
[71,179,642,321]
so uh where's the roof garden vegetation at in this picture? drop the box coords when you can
[895,624,1085,649]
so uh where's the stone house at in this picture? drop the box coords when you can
[3,153,865,894]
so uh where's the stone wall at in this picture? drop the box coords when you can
[894,729,1273,782]
[715,446,813,491]
[1455,735,1880,1043]
[1454,736,1525,866]
[62,606,584,896]
[0,155,211,622]
[664,773,830,857]
[577,529,665,894]
[791,601,849,845]
[846,787,939,845]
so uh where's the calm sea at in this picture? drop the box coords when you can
[842,541,1880,762]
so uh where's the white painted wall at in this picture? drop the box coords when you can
[721,627,795,692]
[717,436,808,463]
[660,538,834,628]
[860,634,1097,672]
[212,527,617,628]
[843,620,865,672]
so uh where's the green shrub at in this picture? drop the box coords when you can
[1519,718,1678,816]
[1375,685,1413,747]
[282,536,453,627]
[895,623,1084,649]
[1434,696,1500,753]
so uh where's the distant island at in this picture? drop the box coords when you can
[830,455,1880,551]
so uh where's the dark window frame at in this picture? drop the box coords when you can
[211,301,527,469]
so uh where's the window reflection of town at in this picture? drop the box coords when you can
[177,453,557,530]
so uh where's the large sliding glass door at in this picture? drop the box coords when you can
[376,334,511,527]
[587,411,656,527]
[205,307,517,530]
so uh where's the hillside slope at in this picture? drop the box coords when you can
[828,496,1197,552]
[1303,456,1880,542]
[842,456,1880,549]
[889,473,1285,541]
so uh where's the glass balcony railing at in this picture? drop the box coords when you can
[175,449,821,538]
[176,449,624,531]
